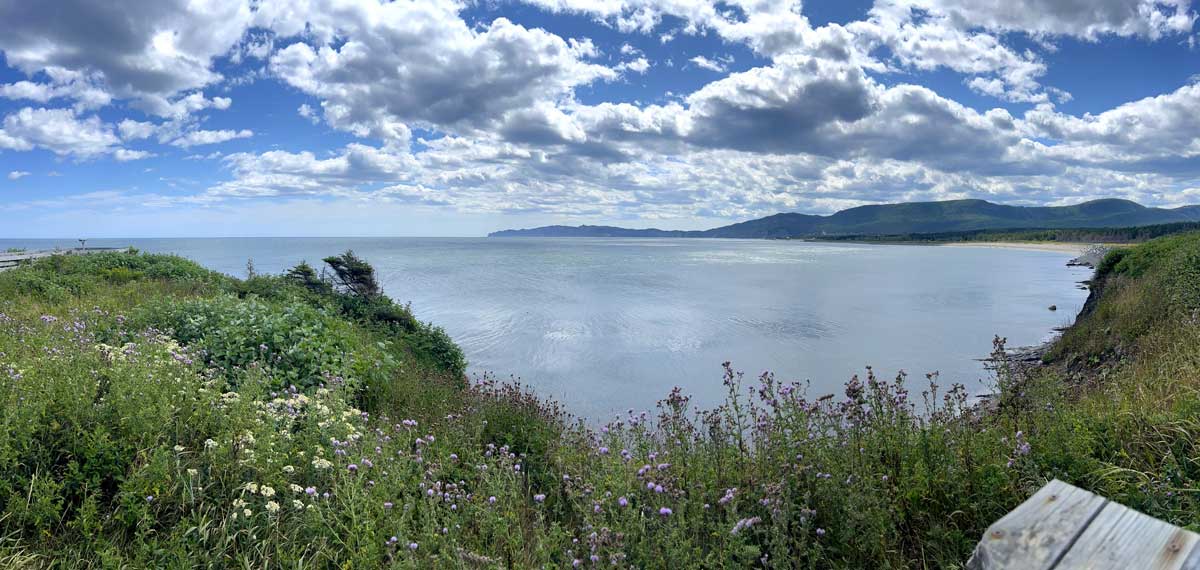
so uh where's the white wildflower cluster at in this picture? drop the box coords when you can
[94,342,136,363]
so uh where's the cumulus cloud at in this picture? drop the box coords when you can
[689,55,730,72]
[0,107,121,158]
[114,149,155,162]
[0,0,253,115]
[617,57,652,74]
[170,129,254,148]
[118,120,158,141]
[0,0,1198,227]
[260,0,615,141]
[885,0,1196,41]
[7,170,31,180]
[1022,81,1200,174]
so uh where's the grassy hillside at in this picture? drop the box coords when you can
[0,240,1198,568]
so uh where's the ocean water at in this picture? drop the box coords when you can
[1,237,1092,419]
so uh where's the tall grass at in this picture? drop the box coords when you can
[0,239,1198,568]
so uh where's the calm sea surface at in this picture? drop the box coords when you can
[1,238,1091,419]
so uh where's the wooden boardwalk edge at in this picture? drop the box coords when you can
[0,248,121,271]
[968,480,1200,570]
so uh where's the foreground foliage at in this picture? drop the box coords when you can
[0,238,1198,568]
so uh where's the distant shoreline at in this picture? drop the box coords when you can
[805,238,1096,254]
[936,241,1092,254]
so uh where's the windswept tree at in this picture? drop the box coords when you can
[322,250,381,298]
[285,261,332,295]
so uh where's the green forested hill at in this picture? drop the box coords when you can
[490,198,1200,238]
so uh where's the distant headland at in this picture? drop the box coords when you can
[489,198,1200,239]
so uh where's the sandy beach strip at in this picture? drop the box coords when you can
[938,241,1094,254]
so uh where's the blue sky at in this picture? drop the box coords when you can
[1,0,1198,237]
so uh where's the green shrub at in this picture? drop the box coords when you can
[131,295,362,391]
[100,266,145,284]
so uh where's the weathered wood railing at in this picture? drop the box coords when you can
[968,479,1200,569]
[0,248,120,271]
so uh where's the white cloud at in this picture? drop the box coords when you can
[617,57,652,74]
[7,170,30,180]
[0,0,1197,227]
[881,0,1196,41]
[118,120,158,141]
[1021,81,1200,174]
[298,104,320,124]
[0,76,112,110]
[0,107,121,158]
[170,129,254,148]
[689,55,729,72]
[114,149,155,162]
[260,0,615,141]
[0,0,253,113]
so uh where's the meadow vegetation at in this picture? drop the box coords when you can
[0,236,1198,568]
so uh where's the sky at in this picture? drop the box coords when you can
[0,0,1199,237]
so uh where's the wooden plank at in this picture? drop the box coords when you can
[967,480,1107,570]
[1183,541,1200,570]
[1054,501,1200,570]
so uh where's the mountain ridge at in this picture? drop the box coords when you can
[489,199,1200,239]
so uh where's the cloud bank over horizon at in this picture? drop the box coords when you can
[0,0,1198,236]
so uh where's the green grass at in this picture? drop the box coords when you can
[0,241,1198,568]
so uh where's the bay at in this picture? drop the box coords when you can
[0,237,1091,419]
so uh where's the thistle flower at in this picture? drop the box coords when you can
[659,507,672,516]
[534,494,546,503]
[618,496,628,507]
[384,502,394,509]
[408,543,418,551]
[731,516,761,535]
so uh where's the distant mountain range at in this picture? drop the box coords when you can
[488,199,1200,239]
